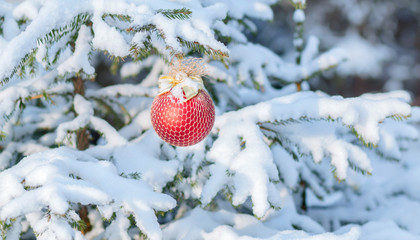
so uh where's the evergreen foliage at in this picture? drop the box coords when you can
[0,0,419,239]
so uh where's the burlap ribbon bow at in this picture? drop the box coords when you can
[158,58,206,101]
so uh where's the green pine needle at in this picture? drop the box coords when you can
[347,159,372,176]
[388,114,410,121]
[71,219,87,232]
[128,172,142,180]
[350,127,377,148]
[375,149,400,162]
[38,13,91,46]
[126,24,157,33]
[289,0,306,9]
[1,13,91,84]
[0,131,5,140]
[157,8,192,20]
[176,38,229,60]
[226,169,235,177]
[126,21,228,60]
[130,40,154,61]
[0,219,16,239]
[0,16,4,36]
[102,13,131,22]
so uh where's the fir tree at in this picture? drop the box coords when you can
[0,0,419,239]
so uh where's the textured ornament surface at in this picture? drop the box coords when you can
[151,90,215,146]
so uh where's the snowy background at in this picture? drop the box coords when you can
[0,0,419,239]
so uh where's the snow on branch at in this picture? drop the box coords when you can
[0,0,231,83]
[56,95,127,147]
[203,0,276,21]
[228,40,346,86]
[205,39,346,108]
[0,147,176,240]
[202,120,280,217]
[269,121,373,179]
[0,142,17,171]
[0,70,64,131]
[216,91,411,145]
[200,91,411,217]
[57,25,94,75]
[86,84,156,99]
[113,130,180,192]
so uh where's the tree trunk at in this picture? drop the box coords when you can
[72,76,92,234]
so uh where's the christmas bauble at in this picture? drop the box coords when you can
[151,89,215,146]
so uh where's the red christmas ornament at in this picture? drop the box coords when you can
[151,90,215,146]
[150,58,215,146]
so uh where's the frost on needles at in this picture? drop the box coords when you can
[0,0,419,240]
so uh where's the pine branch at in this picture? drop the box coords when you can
[301,63,341,82]
[90,96,129,130]
[1,13,91,84]
[0,99,22,134]
[0,88,69,140]
[127,27,170,61]
[237,18,258,34]
[388,114,410,121]
[0,16,4,36]
[214,29,233,45]
[374,149,400,162]
[258,116,322,127]
[71,219,88,233]
[350,127,377,148]
[126,21,228,60]
[289,0,307,9]
[104,53,127,63]
[347,158,372,176]
[176,38,229,60]
[294,21,304,65]
[0,219,15,239]
[259,124,304,162]
[126,24,157,33]
[129,172,142,180]
[3,49,37,83]
[16,17,29,27]
[259,114,409,149]
[102,13,132,22]
[129,40,154,60]
[276,135,306,161]
[37,13,91,46]
[157,8,192,20]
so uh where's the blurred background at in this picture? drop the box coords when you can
[253,0,420,103]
